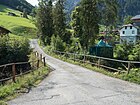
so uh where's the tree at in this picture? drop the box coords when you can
[53,0,66,41]
[79,0,99,49]
[36,0,53,45]
[23,8,28,19]
[102,0,119,31]
[124,15,133,24]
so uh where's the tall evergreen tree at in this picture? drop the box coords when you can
[53,0,66,41]
[71,6,83,44]
[102,0,119,30]
[36,0,53,45]
[80,0,99,49]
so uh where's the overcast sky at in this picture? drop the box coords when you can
[26,0,38,6]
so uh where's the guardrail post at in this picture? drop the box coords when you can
[40,54,42,61]
[127,62,131,74]
[43,57,46,67]
[83,54,86,65]
[37,59,40,68]
[74,53,76,62]
[12,64,16,83]
[98,58,101,68]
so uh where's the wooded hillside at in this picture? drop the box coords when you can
[0,0,34,13]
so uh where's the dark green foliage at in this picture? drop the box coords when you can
[36,0,53,45]
[71,6,83,41]
[80,0,99,49]
[22,8,28,19]
[0,37,31,65]
[50,35,66,52]
[0,0,34,14]
[53,0,66,40]
[101,0,119,30]
[115,42,140,61]
[124,15,133,24]
[118,0,140,19]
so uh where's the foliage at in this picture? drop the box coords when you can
[36,0,54,45]
[118,0,140,20]
[53,0,66,41]
[0,37,31,65]
[50,35,66,52]
[101,0,119,30]
[70,0,119,51]
[124,15,133,24]
[114,42,140,61]
[128,43,140,61]
[79,0,99,49]
[71,6,83,45]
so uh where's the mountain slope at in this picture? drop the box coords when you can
[65,0,140,18]
[0,0,34,13]
[0,5,36,38]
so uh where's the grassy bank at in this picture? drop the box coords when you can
[43,46,140,84]
[0,67,49,104]
[0,5,37,39]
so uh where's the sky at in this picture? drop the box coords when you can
[26,0,38,6]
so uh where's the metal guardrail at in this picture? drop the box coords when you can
[53,50,140,74]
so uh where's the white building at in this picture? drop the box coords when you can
[119,24,140,44]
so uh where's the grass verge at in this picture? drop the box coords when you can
[0,67,49,104]
[43,47,140,84]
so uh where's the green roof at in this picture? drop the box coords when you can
[96,40,112,47]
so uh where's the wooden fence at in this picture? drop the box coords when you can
[53,50,140,74]
[0,52,46,83]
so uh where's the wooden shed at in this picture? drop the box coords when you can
[0,26,11,37]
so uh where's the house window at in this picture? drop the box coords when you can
[123,31,125,34]
[130,26,132,29]
[132,30,135,34]
[125,26,127,29]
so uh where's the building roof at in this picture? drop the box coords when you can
[96,40,112,47]
[120,24,139,30]
[131,15,140,20]
[0,26,11,35]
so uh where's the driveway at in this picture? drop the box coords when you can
[8,39,140,105]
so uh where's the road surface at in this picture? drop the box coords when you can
[8,39,140,105]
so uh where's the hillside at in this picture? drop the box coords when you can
[0,0,34,14]
[64,0,140,19]
[0,5,36,38]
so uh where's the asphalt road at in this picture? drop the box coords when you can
[8,39,140,105]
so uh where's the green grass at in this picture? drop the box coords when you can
[0,67,49,103]
[0,5,37,39]
[43,46,140,84]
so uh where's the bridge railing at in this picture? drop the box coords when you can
[0,52,46,84]
[53,50,140,74]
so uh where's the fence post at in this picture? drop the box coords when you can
[127,62,131,74]
[98,58,101,68]
[40,54,42,61]
[12,64,16,83]
[43,57,46,67]
[74,53,76,62]
[83,54,86,65]
[37,59,40,69]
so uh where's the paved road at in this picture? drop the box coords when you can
[8,39,140,105]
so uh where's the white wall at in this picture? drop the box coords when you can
[120,26,137,37]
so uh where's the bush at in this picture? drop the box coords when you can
[50,35,66,52]
[0,37,31,65]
